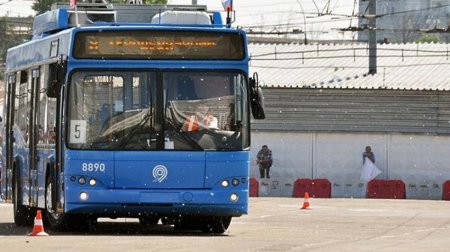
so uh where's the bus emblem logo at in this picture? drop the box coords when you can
[152,165,168,182]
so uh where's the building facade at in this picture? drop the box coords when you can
[250,88,450,199]
[249,42,450,199]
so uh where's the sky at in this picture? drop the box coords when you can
[0,0,359,40]
[168,0,359,40]
[0,0,35,17]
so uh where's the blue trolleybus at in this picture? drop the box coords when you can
[1,3,265,233]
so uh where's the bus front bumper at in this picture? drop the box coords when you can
[65,188,248,217]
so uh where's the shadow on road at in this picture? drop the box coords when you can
[0,221,230,237]
[0,223,32,236]
[0,204,230,237]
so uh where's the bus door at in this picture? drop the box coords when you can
[4,74,17,200]
[28,68,41,206]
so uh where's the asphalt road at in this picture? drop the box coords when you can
[1,197,450,252]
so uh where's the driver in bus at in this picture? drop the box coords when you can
[182,104,218,131]
[198,105,218,129]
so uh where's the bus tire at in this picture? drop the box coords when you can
[201,216,232,234]
[44,172,66,230]
[13,168,35,226]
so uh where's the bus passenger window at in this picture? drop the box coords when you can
[46,97,57,145]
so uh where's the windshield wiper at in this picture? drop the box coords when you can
[165,117,202,150]
[90,136,112,149]
[118,111,153,148]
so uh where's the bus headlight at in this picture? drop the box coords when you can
[230,193,239,202]
[80,192,89,201]
[232,178,240,186]
[78,177,86,185]
[221,180,229,187]
[89,179,96,186]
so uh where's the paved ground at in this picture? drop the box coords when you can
[1,197,450,251]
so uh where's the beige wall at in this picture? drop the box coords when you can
[251,131,450,199]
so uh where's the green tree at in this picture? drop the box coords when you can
[416,34,441,43]
[0,18,30,79]
[146,0,167,3]
[32,0,59,15]
[0,18,8,63]
[109,0,167,3]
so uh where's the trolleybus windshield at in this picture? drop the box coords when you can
[68,71,249,151]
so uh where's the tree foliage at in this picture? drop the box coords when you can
[416,34,441,44]
[146,0,167,3]
[32,0,58,15]
[0,18,31,79]
[110,0,167,3]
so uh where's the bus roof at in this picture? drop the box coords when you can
[32,3,227,37]
[6,4,246,71]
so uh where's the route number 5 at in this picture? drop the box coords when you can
[70,120,87,144]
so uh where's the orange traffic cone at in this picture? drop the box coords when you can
[28,210,49,236]
[300,192,310,210]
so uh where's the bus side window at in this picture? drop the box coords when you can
[48,125,56,144]
[15,70,29,146]
[46,97,57,145]
[47,62,65,98]
[39,65,57,145]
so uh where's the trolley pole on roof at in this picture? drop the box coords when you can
[295,0,307,44]
[69,0,79,27]
[368,0,377,74]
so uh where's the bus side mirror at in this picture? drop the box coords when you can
[249,72,265,119]
[47,59,66,98]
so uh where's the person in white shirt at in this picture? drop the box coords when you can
[197,105,218,129]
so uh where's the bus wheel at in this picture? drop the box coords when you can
[45,176,65,230]
[201,216,232,234]
[13,176,35,226]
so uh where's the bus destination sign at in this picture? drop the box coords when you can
[73,30,245,60]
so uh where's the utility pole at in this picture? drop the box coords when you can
[295,0,307,44]
[368,0,377,74]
